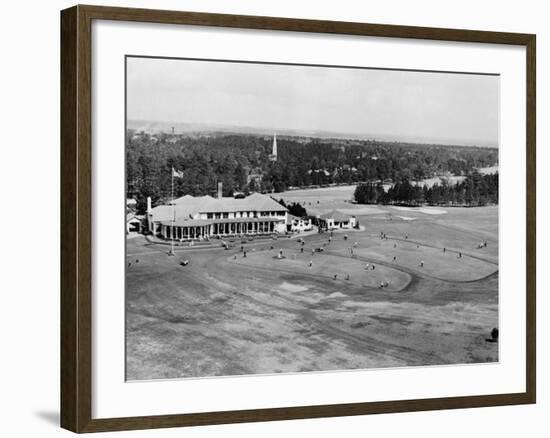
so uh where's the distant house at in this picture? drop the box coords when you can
[126,198,138,215]
[247,168,263,186]
[288,214,313,232]
[318,210,356,230]
[307,169,331,177]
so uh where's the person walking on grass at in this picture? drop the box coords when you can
[420,260,424,267]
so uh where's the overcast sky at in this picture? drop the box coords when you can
[126,57,499,147]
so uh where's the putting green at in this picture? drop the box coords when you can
[231,248,411,291]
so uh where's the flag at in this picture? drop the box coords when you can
[172,167,183,178]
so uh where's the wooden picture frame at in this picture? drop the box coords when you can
[61,4,536,433]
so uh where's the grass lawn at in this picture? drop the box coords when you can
[126,204,499,380]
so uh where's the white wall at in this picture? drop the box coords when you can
[0,0,547,437]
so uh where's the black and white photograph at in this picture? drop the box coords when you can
[125,56,499,381]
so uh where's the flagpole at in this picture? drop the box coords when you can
[169,167,175,256]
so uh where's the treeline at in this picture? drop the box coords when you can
[276,199,308,217]
[126,129,498,213]
[354,172,498,207]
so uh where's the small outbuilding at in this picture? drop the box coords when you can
[126,213,143,234]
[287,214,313,232]
[318,210,356,230]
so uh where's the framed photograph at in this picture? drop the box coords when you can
[60,5,536,433]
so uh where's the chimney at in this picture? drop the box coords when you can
[217,182,223,199]
[147,196,152,213]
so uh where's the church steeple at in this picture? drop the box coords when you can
[270,133,278,162]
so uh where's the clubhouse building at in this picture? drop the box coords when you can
[147,192,288,240]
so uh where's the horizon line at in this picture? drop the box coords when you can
[127,119,499,149]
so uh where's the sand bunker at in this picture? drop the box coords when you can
[325,291,347,299]
[279,281,308,293]
[391,206,447,215]
[418,208,447,215]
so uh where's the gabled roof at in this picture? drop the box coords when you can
[171,194,214,205]
[126,213,141,223]
[149,193,287,222]
[319,210,352,222]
